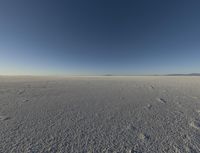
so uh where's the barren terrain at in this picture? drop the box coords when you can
[0,76,200,153]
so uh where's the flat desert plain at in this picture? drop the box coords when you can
[0,76,200,153]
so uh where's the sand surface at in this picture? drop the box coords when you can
[0,76,200,153]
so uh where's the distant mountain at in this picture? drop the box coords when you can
[166,73,200,76]
[104,74,113,76]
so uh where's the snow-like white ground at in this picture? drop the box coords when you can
[0,76,200,153]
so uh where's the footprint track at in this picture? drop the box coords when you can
[0,115,11,121]
[156,98,167,104]
[189,120,200,130]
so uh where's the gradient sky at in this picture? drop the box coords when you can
[0,0,200,75]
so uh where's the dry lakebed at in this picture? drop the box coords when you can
[0,76,200,153]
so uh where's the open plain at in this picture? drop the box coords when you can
[0,76,200,153]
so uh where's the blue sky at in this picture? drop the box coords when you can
[0,0,200,75]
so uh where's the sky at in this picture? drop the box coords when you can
[0,0,200,75]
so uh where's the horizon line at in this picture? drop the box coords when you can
[0,73,200,77]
